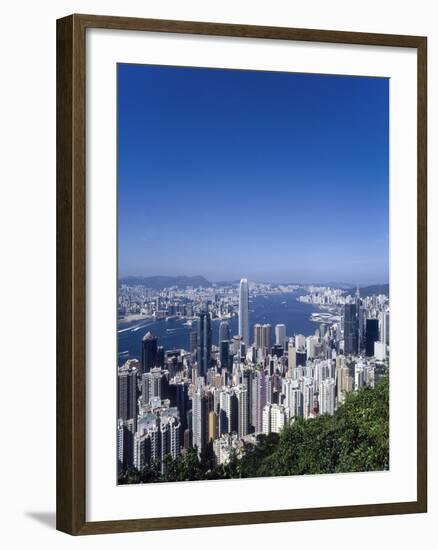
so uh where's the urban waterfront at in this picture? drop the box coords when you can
[118,291,317,366]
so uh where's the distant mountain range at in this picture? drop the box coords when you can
[118,275,388,296]
[119,275,211,289]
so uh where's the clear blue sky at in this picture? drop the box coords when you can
[118,63,389,284]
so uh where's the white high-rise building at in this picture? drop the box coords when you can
[270,404,290,433]
[374,341,386,361]
[319,378,335,415]
[133,409,181,473]
[379,309,390,345]
[295,334,306,350]
[302,378,315,419]
[354,363,365,389]
[238,278,249,346]
[159,415,181,466]
[306,335,320,359]
[192,387,206,453]
[262,404,271,435]
[275,324,286,346]
[262,403,290,434]
[379,308,390,358]
[282,378,302,417]
[218,387,236,435]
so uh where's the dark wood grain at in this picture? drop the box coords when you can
[56,13,428,536]
[416,37,428,513]
[56,14,86,534]
[76,501,421,535]
[75,13,426,47]
[57,15,73,534]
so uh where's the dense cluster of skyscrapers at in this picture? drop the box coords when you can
[117,278,389,480]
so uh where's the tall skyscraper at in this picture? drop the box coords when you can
[384,310,390,346]
[208,410,218,442]
[365,318,379,357]
[117,360,138,426]
[192,387,209,454]
[358,306,366,353]
[287,343,296,377]
[156,346,165,368]
[141,367,167,405]
[241,368,254,432]
[218,387,238,435]
[302,378,315,419]
[261,324,272,350]
[235,385,249,437]
[296,349,307,367]
[197,311,212,377]
[141,331,158,374]
[336,360,353,404]
[117,418,135,473]
[319,378,335,415]
[262,403,290,434]
[282,378,302,418]
[306,335,320,360]
[171,380,189,432]
[238,278,249,346]
[380,308,390,349]
[220,340,230,370]
[134,427,158,471]
[219,321,230,344]
[295,334,306,350]
[254,324,263,349]
[189,330,198,353]
[343,304,358,355]
[133,410,181,473]
[251,370,269,433]
[275,324,286,346]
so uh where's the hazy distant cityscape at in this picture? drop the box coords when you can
[117,278,389,482]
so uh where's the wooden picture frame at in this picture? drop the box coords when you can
[56,13,427,535]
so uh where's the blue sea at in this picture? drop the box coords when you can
[117,291,319,366]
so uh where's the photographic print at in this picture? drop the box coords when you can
[116,64,390,485]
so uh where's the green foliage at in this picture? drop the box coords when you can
[118,465,140,485]
[118,377,389,484]
[238,376,389,478]
[118,460,161,484]
[162,448,205,482]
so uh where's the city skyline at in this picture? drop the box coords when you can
[117,278,390,483]
[117,63,390,485]
[118,64,389,284]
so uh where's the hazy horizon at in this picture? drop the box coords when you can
[118,272,389,287]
